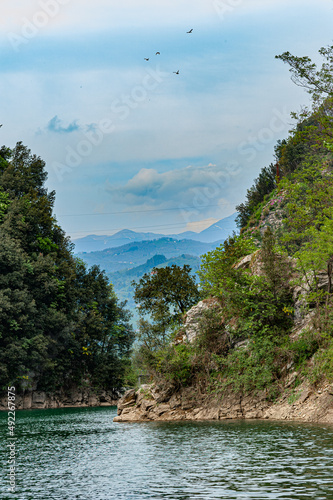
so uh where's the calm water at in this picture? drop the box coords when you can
[1,406,333,500]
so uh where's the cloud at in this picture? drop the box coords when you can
[0,0,216,38]
[106,163,241,217]
[46,115,80,134]
[1,0,323,37]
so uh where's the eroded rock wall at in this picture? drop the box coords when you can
[0,387,120,411]
[114,381,333,424]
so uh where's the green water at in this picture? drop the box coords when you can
[1,406,333,499]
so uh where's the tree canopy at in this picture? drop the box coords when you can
[133,264,200,324]
[0,142,134,392]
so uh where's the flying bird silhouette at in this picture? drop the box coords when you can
[173,70,179,74]
[187,29,193,33]
[144,58,149,61]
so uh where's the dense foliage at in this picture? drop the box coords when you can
[0,143,134,392]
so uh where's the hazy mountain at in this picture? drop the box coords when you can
[75,214,238,324]
[77,237,216,274]
[108,253,201,288]
[73,229,166,253]
[73,213,237,253]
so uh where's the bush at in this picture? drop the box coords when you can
[236,164,277,228]
[289,330,323,368]
[310,338,333,384]
[217,338,282,398]
[155,344,194,387]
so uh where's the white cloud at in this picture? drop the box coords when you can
[106,163,241,214]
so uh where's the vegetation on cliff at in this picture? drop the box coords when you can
[131,44,333,400]
[0,143,134,393]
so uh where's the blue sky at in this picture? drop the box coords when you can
[1,0,333,239]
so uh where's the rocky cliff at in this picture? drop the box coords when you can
[0,387,120,411]
[114,378,333,424]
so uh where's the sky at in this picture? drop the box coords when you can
[0,0,333,240]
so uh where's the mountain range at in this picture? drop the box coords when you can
[76,237,219,274]
[73,213,237,253]
[75,213,238,323]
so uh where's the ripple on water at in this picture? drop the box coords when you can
[0,408,333,499]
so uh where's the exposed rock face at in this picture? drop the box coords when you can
[114,381,333,424]
[293,270,330,326]
[183,298,221,343]
[233,251,331,329]
[259,208,285,236]
[233,253,253,270]
[114,271,333,425]
[232,250,266,276]
[0,387,120,411]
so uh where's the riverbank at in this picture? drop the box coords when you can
[0,387,119,410]
[114,378,333,424]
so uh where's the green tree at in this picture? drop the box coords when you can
[132,264,200,371]
[275,46,333,105]
[199,231,293,341]
[198,234,256,301]
[276,45,333,154]
[133,264,200,326]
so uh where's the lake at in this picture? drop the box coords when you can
[1,406,333,499]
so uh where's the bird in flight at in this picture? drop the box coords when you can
[173,70,179,75]
[155,52,160,55]
[144,58,149,61]
[187,29,193,33]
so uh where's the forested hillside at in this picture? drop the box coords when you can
[77,237,216,273]
[0,143,134,394]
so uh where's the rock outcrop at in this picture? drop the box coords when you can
[114,262,333,425]
[183,298,221,343]
[114,381,333,424]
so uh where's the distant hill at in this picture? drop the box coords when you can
[73,229,165,253]
[77,237,217,273]
[73,213,237,253]
[75,216,237,325]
